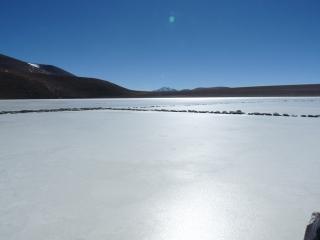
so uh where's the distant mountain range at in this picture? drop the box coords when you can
[1,53,320,99]
[153,87,177,92]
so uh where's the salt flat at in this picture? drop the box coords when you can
[0,103,319,240]
[1,97,320,115]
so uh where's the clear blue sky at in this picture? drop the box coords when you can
[1,0,320,90]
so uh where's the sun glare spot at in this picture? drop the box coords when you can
[169,15,176,23]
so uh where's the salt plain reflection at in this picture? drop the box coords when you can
[0,99,319,240]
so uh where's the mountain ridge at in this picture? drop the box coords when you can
[1,53,320,99]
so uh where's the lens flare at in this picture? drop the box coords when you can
[169,16,176,23]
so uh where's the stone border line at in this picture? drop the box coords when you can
[0,107,319,118]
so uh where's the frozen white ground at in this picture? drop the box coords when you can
[1,97,320,115]
[0,98,320,240]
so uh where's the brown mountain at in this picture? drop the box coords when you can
[0,54,139,99]
[1,53,320,99]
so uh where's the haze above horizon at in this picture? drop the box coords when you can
[1,0,320,90]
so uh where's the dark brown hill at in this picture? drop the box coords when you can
[0,54,138,99]
[1,53,320,99]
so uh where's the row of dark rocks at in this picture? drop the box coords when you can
[248,112,296,117]
[0,107,108,115]
[0,107,319,118]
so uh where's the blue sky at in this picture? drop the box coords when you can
[1,0,320,90]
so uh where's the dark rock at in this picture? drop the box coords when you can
[235,110,245,114]
[249,112,263,115]
[304,212,320,240]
